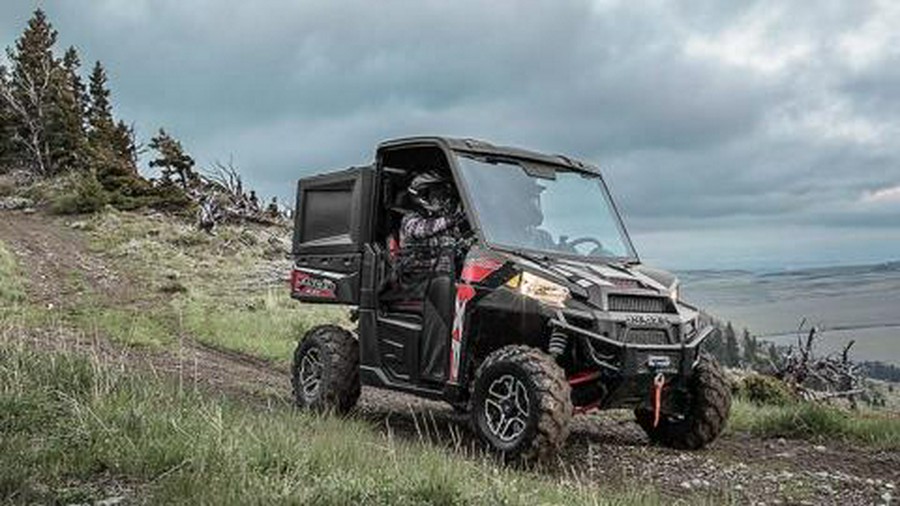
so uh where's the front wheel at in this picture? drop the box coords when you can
[291,325,360,414]
[636,354,731,449]
[470,345,572,461]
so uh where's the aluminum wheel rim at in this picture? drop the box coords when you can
[484,374,530,443]
[299,348,322,401]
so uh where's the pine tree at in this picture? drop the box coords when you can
[112,120,138,171]
[149,128,196,189]
[87,61,113,139]
[86,61,141,195]
[62,47,88,126]
[767,343,780,368]
[50,45,90,171]
[87,62,137,170]
[723,322,739,367]
[0,9,59,175]
[0,9,90,176]
[741,328,758,368]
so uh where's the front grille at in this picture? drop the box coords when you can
[626,328,671,345]
[608,295,671,313]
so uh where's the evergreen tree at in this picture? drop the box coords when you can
[149,128,196,189]
[87,62,137,170]
[112,119,138,171]
[1,9,59,174]
[62,47,88,126]
[741,328,758,367]
[50,45,90,171]
[723,322,739,367]
[0,9,89,176]
[767,343,780,368]
[87,61,113,138]
[86,61,140,195]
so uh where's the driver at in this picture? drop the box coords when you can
[381,170,466,308]
[398,170,465,279]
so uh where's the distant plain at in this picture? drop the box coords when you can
[680,262,900,364]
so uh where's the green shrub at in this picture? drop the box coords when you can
[738,374,796,406]
[50,171,110,215]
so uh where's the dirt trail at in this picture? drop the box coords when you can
[0,212,288,402]
[1,210,897,505]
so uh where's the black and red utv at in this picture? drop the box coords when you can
[289,136,730,460]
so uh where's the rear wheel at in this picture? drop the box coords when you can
[636,354,731,449]
[291,325,360,414]
[470,345,572,461]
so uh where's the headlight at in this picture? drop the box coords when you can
[507,272,570,308]
[669,283,680,302]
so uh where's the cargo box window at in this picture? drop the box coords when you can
[300,185,354,244]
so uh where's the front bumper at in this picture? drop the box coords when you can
[550,313,717,412]
[551,316,716,374]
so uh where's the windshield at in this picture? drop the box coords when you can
[455,154,636,260]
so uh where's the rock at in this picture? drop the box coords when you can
[0,196,34,210]
[776,438,787,446]
[96,496,125,506]
[887,483,896,490]
[882,491,892,504]
[69,221,88,230]
[813,445,826,452]
[680,480,692,490]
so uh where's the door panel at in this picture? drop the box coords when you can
[291,166,374,305]
[291,255,361,303]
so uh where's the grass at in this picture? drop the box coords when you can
[729,398,900,449]
[74,209,349,365]
[0,337,657,505]
[67,305,176,348]
[176,290,347,365]
[0,241,25,307]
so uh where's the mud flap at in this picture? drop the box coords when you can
[420,274,454,383]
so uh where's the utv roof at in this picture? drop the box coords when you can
[377,136,602,175]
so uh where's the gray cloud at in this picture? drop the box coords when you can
[1,0,899,269]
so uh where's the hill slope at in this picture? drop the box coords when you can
[2,208,899,505]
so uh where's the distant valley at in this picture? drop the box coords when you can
[679,261,900,365]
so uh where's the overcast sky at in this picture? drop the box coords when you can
[2,1,899,270]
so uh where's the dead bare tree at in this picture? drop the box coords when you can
[189,159,286,231]
[775,321,865,407]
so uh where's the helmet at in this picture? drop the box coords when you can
[408,170,454,214]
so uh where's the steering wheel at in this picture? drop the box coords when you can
[561,236,607,256]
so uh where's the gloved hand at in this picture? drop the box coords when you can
[450,204,467,224]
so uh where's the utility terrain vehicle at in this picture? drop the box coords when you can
[290,137,730,460]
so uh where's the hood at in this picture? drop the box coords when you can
[506,253,679,309]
